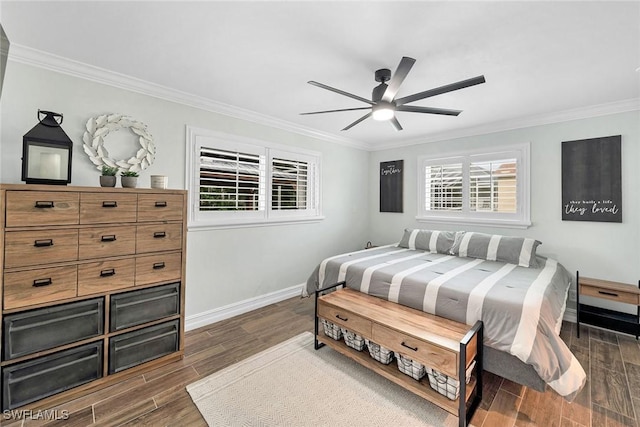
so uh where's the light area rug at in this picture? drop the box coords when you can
[186,332,461,427]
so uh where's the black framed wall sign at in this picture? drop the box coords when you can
[380,160,403,213]
[561,135,622,222]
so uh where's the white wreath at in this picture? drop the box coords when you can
[82,114,155,173]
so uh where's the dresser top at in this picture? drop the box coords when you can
[0,183,186,195]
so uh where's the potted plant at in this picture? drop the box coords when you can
[100,165,118,187]
[121,170,139,188]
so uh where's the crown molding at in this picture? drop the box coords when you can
[372,98,640,151]
[8,44,638,153]
[8,44,371,151]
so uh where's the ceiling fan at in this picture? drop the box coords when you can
[301,56,485,131]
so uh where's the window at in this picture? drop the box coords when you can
[417,143,530,228]
[186,127,322,228]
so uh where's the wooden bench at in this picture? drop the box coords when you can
[314,283,482,427]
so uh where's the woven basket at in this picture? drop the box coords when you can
[321,319,343,340]
[396,353,426,380]
[365,339,394,364]
[340,328,365,351]
[426,360,476,400]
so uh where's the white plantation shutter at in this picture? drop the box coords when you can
[199,147,265,211]
[425,163,463,211]
[271,157,309,210]
[417,144,530,228]
[469,159,517,213]
[187,127,322,228]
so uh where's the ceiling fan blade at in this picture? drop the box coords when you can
[395,75,486,106]
[390,116,403,131]
[342,112,372,131]
[396,105,462,116]
[300,107,371,115]
[382,56,416,102]
[308,81,374,105]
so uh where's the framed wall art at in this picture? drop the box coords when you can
[380,160,403,213]
[561,135,621,222]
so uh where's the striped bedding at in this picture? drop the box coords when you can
[305,245,586,400]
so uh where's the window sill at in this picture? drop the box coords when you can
[416,215,531,230]
[188,215,325,231]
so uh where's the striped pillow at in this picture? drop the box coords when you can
[451,232,541,268]
[397,229,458,254]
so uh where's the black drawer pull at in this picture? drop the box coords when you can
[33,239,54,247]
[153,262,166,270]
[155,201,167,207]
[101,235,117,242]
[102,201,118,208]
[33,278,52,287]
[153,231,166,238]
[598,290,619,297]
[401,342,418,352]
[34,201,54,208]
[335,314,348,322]
[100,269,116,277]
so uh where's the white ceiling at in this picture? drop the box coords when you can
[1,1,639,150]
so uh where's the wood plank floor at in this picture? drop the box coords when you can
[4,296,640,426]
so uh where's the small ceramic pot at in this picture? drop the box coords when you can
[100,175,116,187]
[121,176,138,188]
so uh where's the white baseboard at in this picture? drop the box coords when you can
[185,283,305,331]
[563,307,577,323]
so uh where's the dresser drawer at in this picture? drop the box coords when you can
[4,229,79,268]
[136,223,182,254]
[2,341,103,410]
[317,303,372,337]
[77,258,135,296]
[78,225,136,260]
[137,194,183,222]
[372,323,458,378]
[3,298,104,360]
[108,320,179,373]
[5,191,79,227]
[136,252,182,286]
[4,266,78,310]
[110,283,180,331]
[79,193,137,224]
[581,284,639,305]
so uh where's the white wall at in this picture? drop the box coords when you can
[0,61,371,321]
[3,58,638,324]
[368,111,640,307]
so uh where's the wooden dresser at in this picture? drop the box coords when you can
[0,184,187,410]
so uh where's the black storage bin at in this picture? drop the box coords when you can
[2,341,103,410]
[110,283,179,332]
[108,319,179,374]
[3,298,104,361]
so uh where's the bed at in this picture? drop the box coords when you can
[305,229,586,401]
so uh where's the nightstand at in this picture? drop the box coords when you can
[576,271,640,339]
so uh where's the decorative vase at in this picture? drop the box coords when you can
[100,175,116,187]
[121,176,138,188]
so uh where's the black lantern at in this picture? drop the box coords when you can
[22,110,73,185]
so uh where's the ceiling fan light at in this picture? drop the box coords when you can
[372,105,395,121]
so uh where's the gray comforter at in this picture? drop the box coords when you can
[305,245,586,400]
